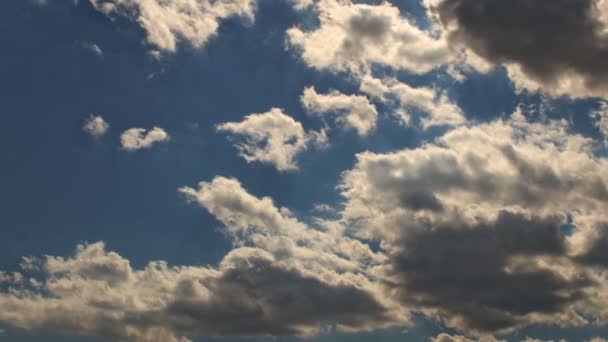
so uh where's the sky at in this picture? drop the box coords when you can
[1,0,608,341]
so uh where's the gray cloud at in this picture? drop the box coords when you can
[387,211,592,333]
[430,0,608,97]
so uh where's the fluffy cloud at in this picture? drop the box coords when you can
[217,108,325,171]
[287,0,450,74]
[83,114,110,137]
[89,0,256,52]
[301,87,378,136]
[340,109,608,334]
[0,243,393,341]
[426,0,608,98]
[120,127,170,151]
[360,75,465,128]
[0,177,404,341]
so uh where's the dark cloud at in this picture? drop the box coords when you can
[166,253,392,336]
[386,211,593,333]
[432,0,608,94]
[577,224,608,267]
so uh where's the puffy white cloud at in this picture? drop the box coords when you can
[120,127,170,151]
[287,0,450,75]
[217,108,324,171]
[360,75,465,128]
[301,86,378,136]
[89,0,256,52]
[83,114,110,138]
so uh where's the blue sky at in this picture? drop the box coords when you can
[1,0,608,341]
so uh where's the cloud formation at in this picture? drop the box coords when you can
[426,0,608,98]
[89,0,256,52]
[0,177,402,342]
[120,127,170,151]
[83,114,110,137]
[217,108,325,171]
[301,87,378,136]
[287,0,450,74]
[360,75,465,128]
[340,109,608,334]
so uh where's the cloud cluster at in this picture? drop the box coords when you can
[120,127,170,151]
[287,0,450,75]
[340,109,608,334]
[217,108,325,171]
[426,0,608,98]
[592,101,608,145]
[0,177,404,342]
[89,0,256,52]
[83,114,110,138]
[301,87,378,136]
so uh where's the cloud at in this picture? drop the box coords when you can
[217,108,324,171]
[340,109,608,334]
[360,75,465,129]
[426,0,608,98]
[592,101,608,145]
[89,0,256,52]
[83,114,110,138]
[81,42,103,56]
[301,87,378,136]
[0,176,403,341]
[120,127,169,151]
[0,243,393,341]
[287,0,450,75]
[430,334,504,342]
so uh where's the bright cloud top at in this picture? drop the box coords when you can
[120,127,170,151]
[90,0,256,52]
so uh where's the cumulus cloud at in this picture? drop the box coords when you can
[120,127,169,151]
[0,243,393,341]
[426,0,608,98]
[217,108,324,171]
[360,75,465,128]
[287,0,450,75]
[83,114,110,138]
[301,87,378,136]
[340,109,608,334]
[0,176,404,341]
[89,0,256,52]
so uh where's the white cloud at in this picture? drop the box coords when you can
[360,75,465,128]
[89,0,256,52]
[120,127,169,151]
[83,114,110,138]
[217,108,322,171]
[301,86,378,136]
[287,0,450,75]
[430,334,504,342]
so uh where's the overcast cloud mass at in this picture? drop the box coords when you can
[1,0,608,341]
